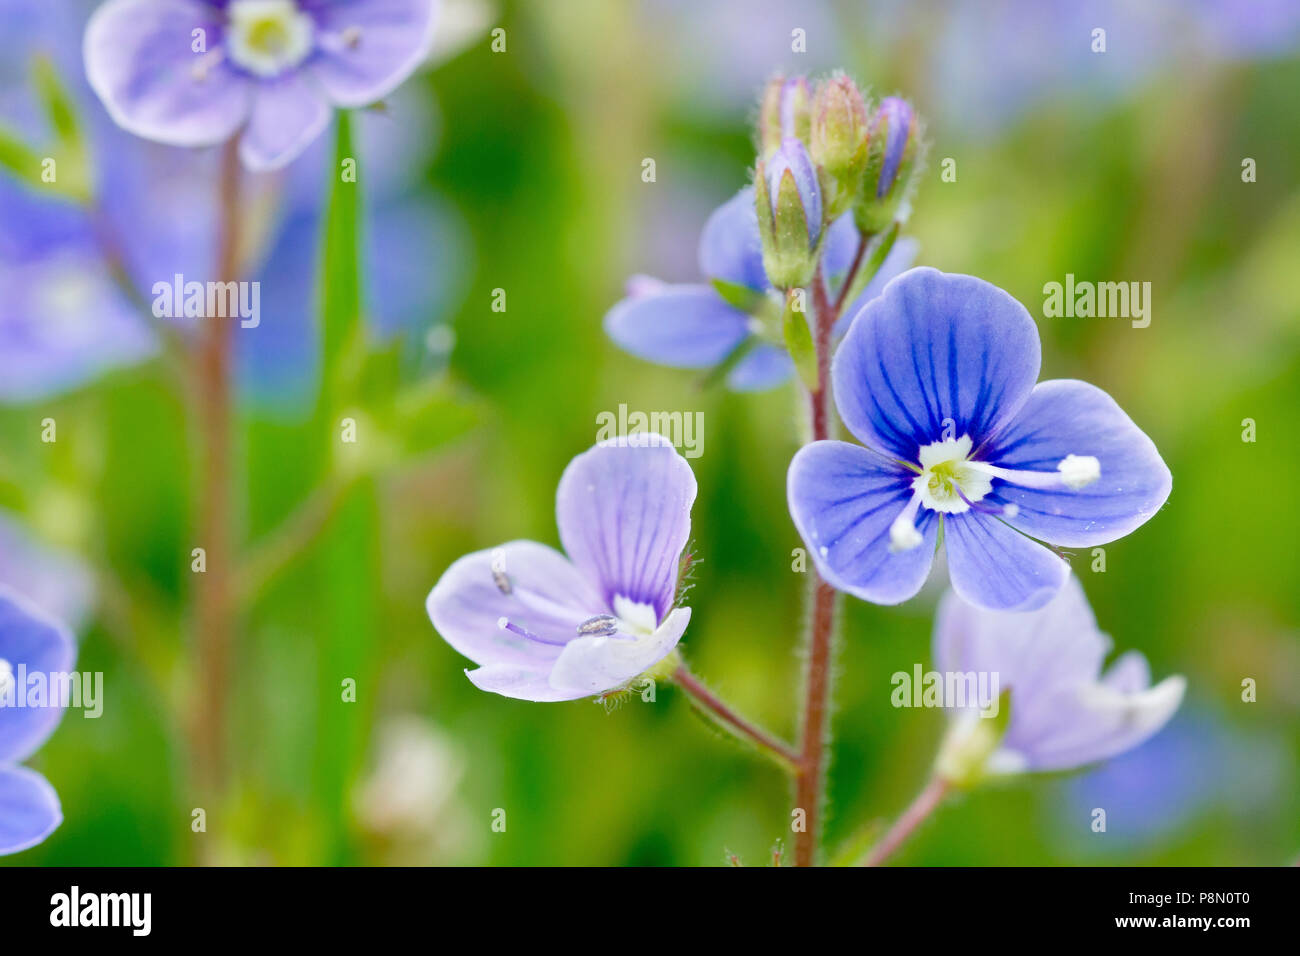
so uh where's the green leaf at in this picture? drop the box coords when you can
[31,55,82,150]
[319,112,363,392]
[0,124,44,188]
[27,55,90,201]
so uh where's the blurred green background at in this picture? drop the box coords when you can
[2,0,1297,865]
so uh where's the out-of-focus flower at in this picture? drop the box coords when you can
[353,715,476,864]
[428,434,696,702]
[0,514,95,633]
[788,268,1171,611]
[754,137,822,288]
[83,0,439,170]
[1,1,466,409]
[605,187,915,391]
[0,589,76,855]
[930,575,1184,786]
[1056,705,1288,851]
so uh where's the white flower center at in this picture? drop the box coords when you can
[226,0,315,78]
[888,434,1101,552]
[912,436,992,514]
[0,658,13,698]
[612,596,659,636]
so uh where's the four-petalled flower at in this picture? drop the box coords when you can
[427,434,697,701]
[85,0,439,170]
[788,267,1172,611]
[931,575,1185,783]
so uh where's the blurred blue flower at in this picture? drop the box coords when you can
[788,268,1171,610]
[0,589,76,855]
[84,0,439,171]
[605,186,915,391]
[1,0,467,411]
[931,575,1184,779]
[1054,704,1290,852]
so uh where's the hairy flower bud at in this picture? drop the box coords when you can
[754,138,822,289]
[759,74,811,156]
[810,73,869,217]
[857,96,919,233]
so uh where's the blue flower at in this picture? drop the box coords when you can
[787,267,1171,611]
[84,0,439,170]
[0,589,76,855]
[427,434,696,702]
[604,187,916,391]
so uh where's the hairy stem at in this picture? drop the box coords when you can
[193,140,241,814]
[793,266,842,867]
[672,662,800,773]
[859,776,950,867]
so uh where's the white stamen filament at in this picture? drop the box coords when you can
[190,47,226,82]
[969,455,1101,491]
[888,491,925,552]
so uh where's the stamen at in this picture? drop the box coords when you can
[490,548,512,595]
[888,491,924,552]
[497,617,543,642]
[317,26,365,55]
[969,455,1101,492]
[190,48,226,82]
[577,614,621,637]
[1058,454,1101,490]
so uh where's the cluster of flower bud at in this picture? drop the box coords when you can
[754,72,919,289]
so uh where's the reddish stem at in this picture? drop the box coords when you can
[193,140,241,805]
[673,664,800,771]
[859,776,951,867]
[794,267,841,867]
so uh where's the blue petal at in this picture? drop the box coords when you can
[984,379,1172,547]
[697,187,768,292]
[0,588,75,765]
[787,441,937,605]
[0,766,61,856]
[832,268,1041,460]
[832,237,920,338]
[943,511,1068,611]
[726,343,794,391]
[464,664,585,703]
[604,284,750,369]
[427,541,600,670]
[556,434,697,620]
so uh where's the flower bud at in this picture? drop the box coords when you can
[810,73,869,217]
[856,96,919,233]
[754,138,822,289]
[759,74,811,156]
